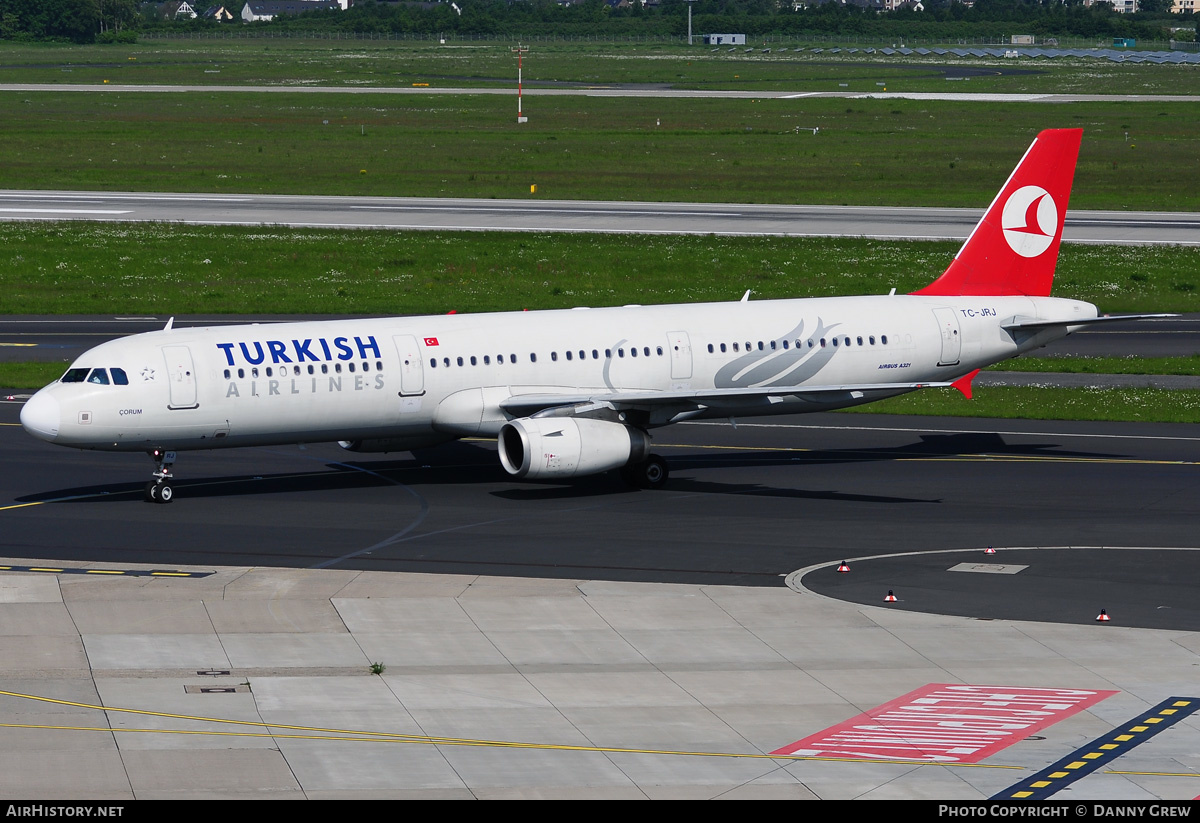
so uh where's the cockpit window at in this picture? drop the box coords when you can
[60,368,89,383]
[111,368,129,385]
[87,369,110,385]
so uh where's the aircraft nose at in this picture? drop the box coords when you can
[20,391,60,442]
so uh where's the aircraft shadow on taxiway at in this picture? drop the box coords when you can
[16,431,1117,505]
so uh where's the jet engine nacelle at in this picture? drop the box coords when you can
[498,417,650,479]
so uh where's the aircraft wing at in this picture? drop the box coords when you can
[1002,313,1176,331]
[499,380,952,418]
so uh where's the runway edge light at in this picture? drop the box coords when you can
[837,561,850,573]
[885,590,897,602]
[1097,609,1111,623]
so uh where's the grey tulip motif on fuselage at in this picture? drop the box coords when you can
[713,318,840,389]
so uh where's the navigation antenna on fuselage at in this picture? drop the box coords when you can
[740,290,751,302]
[163,317,175,331]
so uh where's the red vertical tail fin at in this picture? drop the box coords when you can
[913,128,1082,298]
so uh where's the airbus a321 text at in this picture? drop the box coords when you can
[20,129,1166,502]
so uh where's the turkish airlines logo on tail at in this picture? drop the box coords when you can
[1001,185,1058,258]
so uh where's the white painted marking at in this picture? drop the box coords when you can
[0,208,131,215]
[350,205,744,218]
[948,562,1028,574]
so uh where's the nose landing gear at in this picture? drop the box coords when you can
[144,449,176,504]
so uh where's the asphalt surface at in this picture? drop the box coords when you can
[5,398,1199,628]
[2,189,1198,245]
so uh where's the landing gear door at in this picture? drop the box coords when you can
[393,334,425,397]
[162,345,199,410]
[667,330,692,380]
[932,308,961,367]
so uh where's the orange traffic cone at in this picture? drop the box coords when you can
[837,561,850,573]
[885,590,897,602]
[984,546,996,555]
[1096,609,1111,622]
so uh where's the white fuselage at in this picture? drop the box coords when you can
[20,293,1097,453]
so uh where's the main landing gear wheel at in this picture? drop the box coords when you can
[621,454,669,490]
[144,449,177,504]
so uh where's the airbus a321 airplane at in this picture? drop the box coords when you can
[20,128,1161,502]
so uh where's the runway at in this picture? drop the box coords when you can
[2,189,1198,245]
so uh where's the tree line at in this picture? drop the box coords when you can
[0,0,1193,45]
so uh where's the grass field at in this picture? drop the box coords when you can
[3,89,1198,209]
[991,355,1200,375]
[841,385,1200,423]
[4,39,1199,96]
[3,223,1198,315]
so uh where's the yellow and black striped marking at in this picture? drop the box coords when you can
[993,697,1198,800]
[0,564,210,578]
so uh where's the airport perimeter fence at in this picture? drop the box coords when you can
[138,30,1182,51]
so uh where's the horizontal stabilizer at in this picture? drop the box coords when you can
[1002,313,1177,332]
